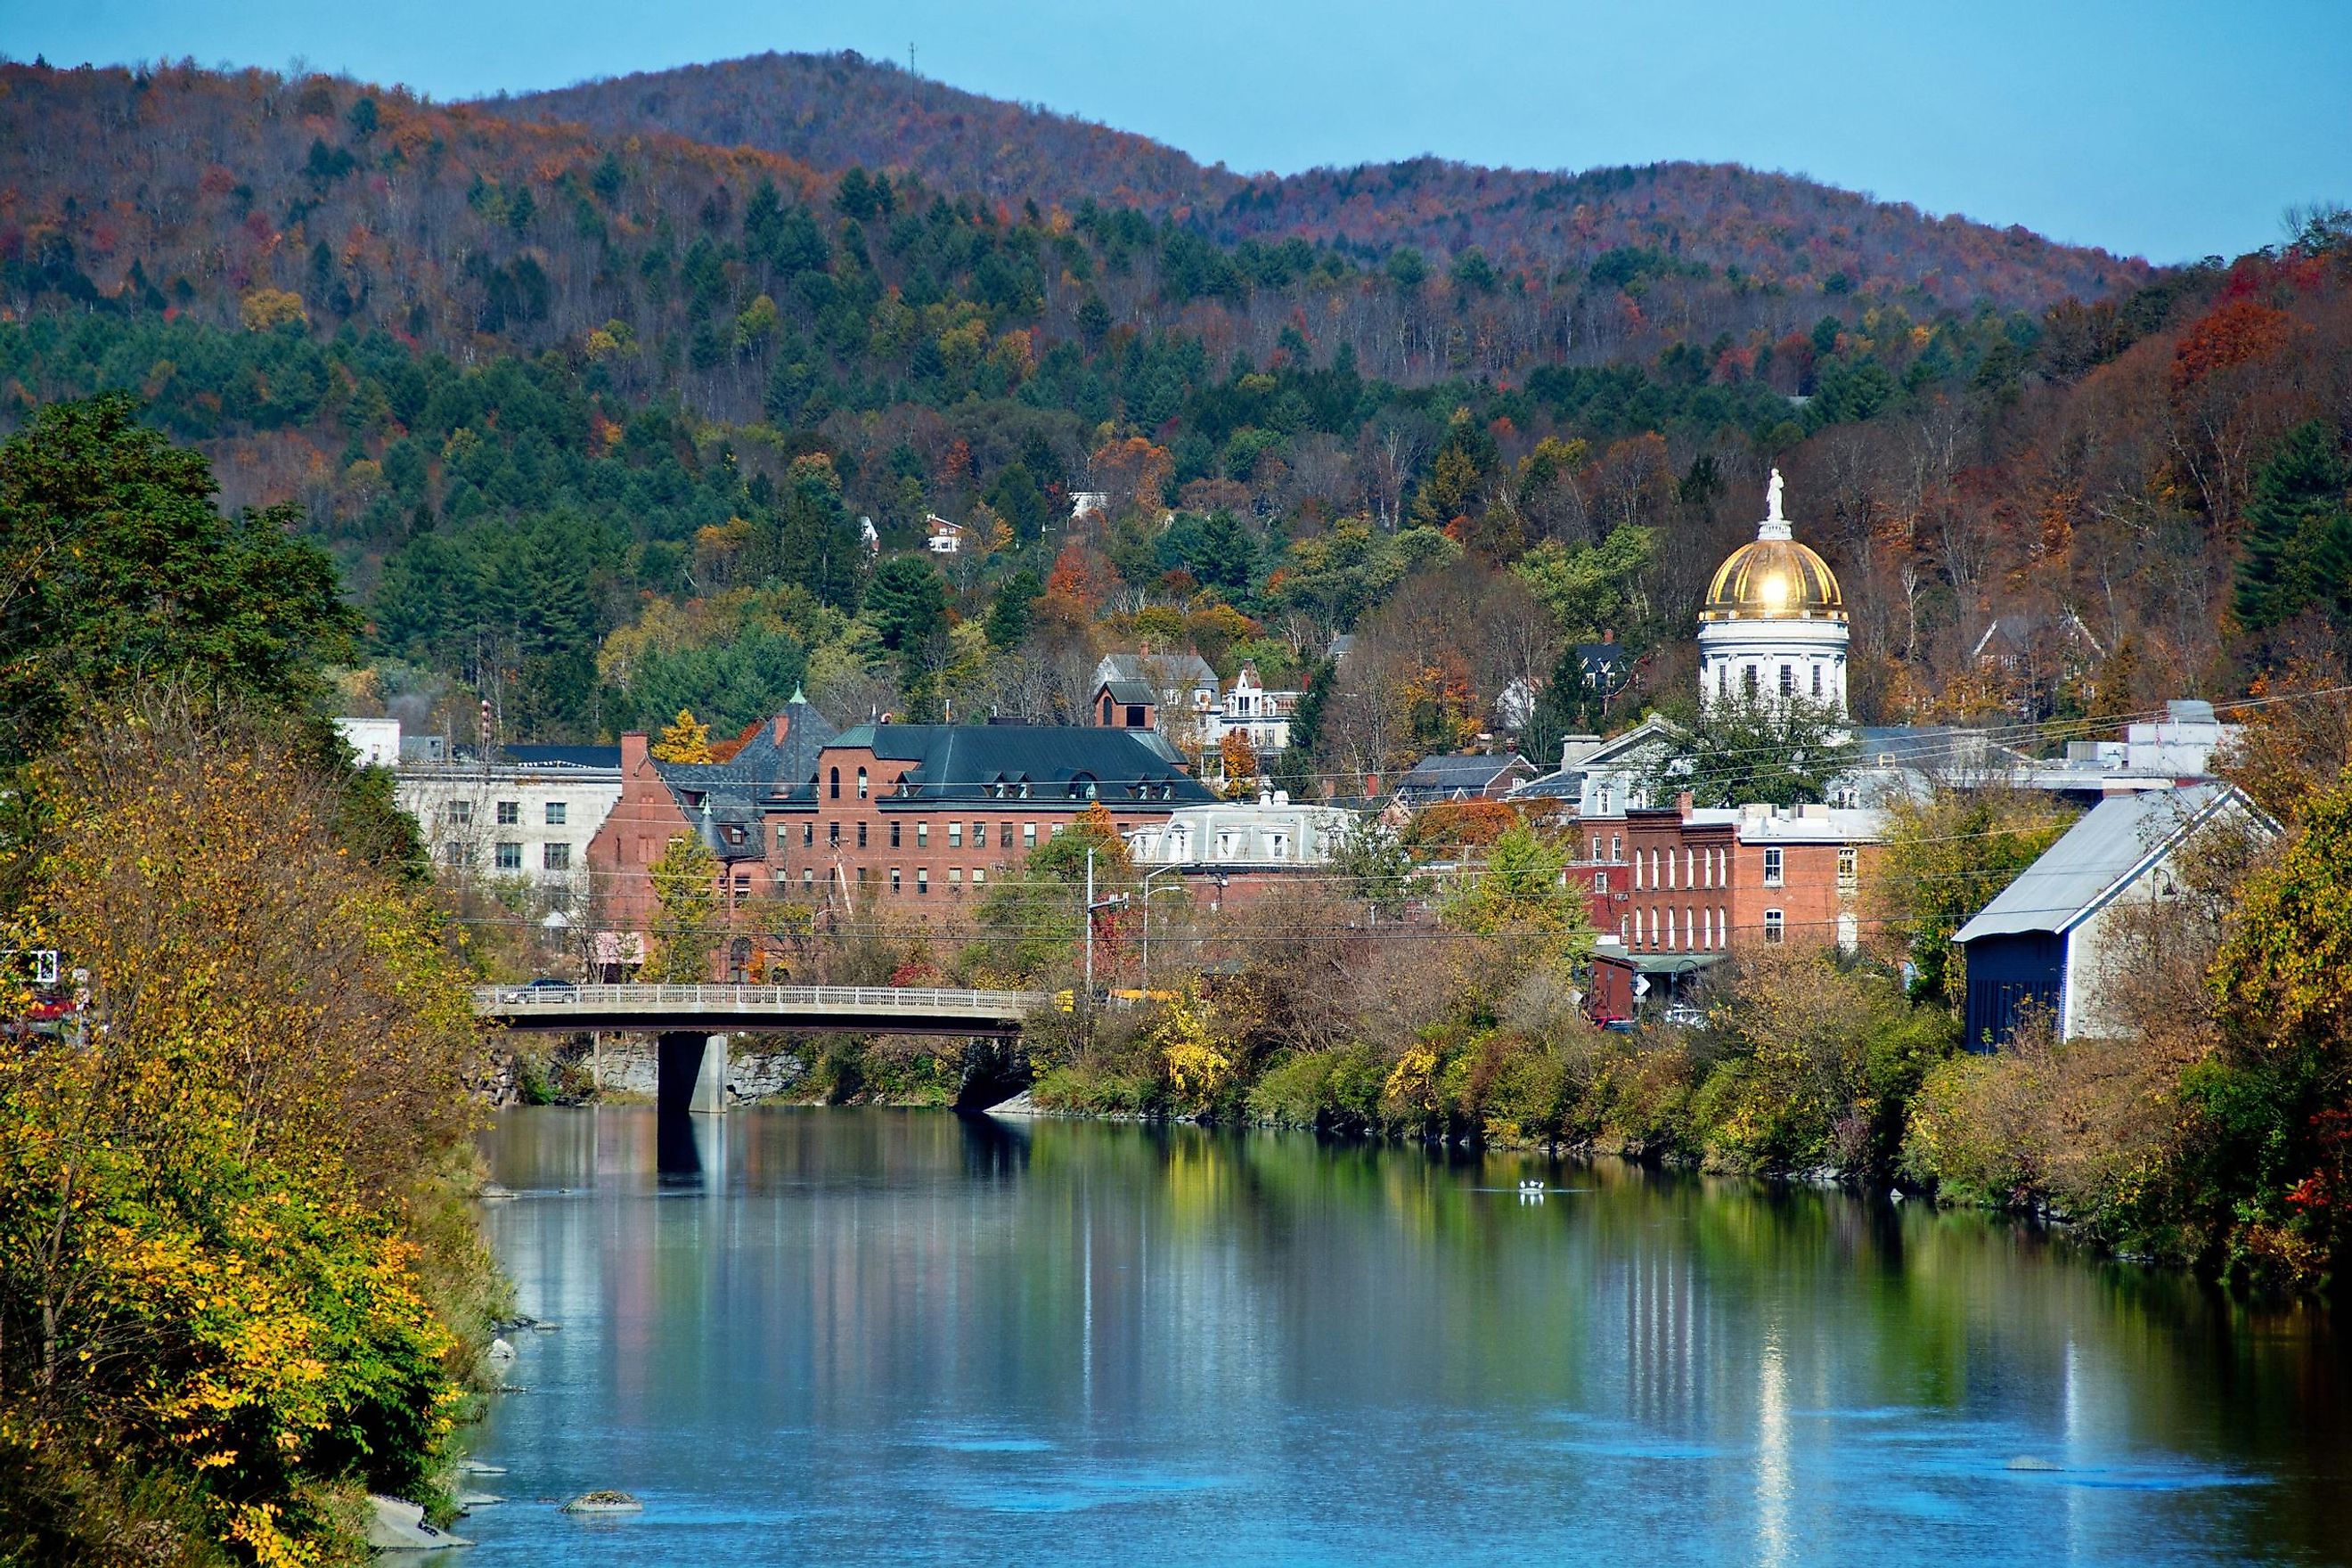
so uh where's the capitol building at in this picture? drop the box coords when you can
[1696,470,1849,717]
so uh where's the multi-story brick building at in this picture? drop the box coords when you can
[768,723,1216,915]
[1578,795,1881,965]
[584,698,837,975]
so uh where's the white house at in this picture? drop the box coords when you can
[1203,662,1301,760]
[396,747,625,895]
[1125,795,1355,870]
[924,514,965,554]
[334,716,403,768]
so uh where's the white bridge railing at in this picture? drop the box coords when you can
[472,983,1049,1019]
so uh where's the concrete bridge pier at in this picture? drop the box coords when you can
[657,1032,730,1115]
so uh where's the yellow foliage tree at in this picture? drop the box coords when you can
[651,708,715,763]
[239,287,308,331]
[1219,730,1260,796]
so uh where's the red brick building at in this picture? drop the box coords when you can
[766,723,1215,917]
[1576,796,1880,961]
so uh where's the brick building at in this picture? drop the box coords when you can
[768,723,1214,916]
[1578,796,1882,965]
[584,697,836,975]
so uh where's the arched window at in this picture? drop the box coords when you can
[856,768,869,799]
[829,767,840,800]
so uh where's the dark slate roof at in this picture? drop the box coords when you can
[723,698,837,785]
[1396,751,1532,803]
[496,744,622,770]
[1099,678,1159,706]
[1099,651,1216,688]
[814,723,1214,807]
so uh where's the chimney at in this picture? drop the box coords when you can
[1675,789,1695,818]
[622,731,649,772]
[1603,628,1616,644]
[772,712,791,746]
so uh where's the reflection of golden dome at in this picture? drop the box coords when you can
[1703,537,1843,622]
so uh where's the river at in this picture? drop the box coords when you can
[448,1106,2352,1565]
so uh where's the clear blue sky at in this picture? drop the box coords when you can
[10,0,2347,262]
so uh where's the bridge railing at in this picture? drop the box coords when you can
[472,982,1049,1017]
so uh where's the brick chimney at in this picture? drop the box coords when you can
[1675,789,1695,818]
[622,731,649,772]
[772,711,791,747]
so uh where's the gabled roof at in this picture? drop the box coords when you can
[1511,715,1682,798]
[812,723,1214,806]
[1098,678,1159,706]
[1098,651,1217,689]
[1396,751,1533,803]
[1953,783,2252,943]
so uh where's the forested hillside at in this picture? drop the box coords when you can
[1,58,2346,772]
[502,52,2150,313]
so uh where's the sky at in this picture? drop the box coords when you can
[8,0,2348,263]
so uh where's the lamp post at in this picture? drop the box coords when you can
[1140,865,1186,992]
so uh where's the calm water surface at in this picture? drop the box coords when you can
[449,1107,2352,1565]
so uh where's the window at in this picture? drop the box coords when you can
[1024,823,1038,849]
[544,801,568,826]
[541,842,572,871]
[1270,832,1289,861]
[1050,824,1066,837]
[917,869,929,895]
[1597,785,1613,815]
[890,821,902,849]
[733,874,749,898]
[447,799,474,826]
[1779,665,1795,695]
[917,822,929,848]
[950,868,963,893]
[856,768,869,799]
[973,869,986,889]
[1838,845,1859,893]
[1763,909,1784,944]
[1762,847,1784,886]
[442,841,470,868]
[1126,705,1147,727]
[1610,833,1621,861]
[1590,835,1601,862]
[1743,666,1759,698]
[803,823,814,847]
[495,841,522,870]
[890,868,902,894]
[496,800,520,826]
[856,867,868,886]
[949,822,963,848]
[803,868,814,890]
[1811,665,1824,698]
[829,768,841,800]
[857,822,869,849]
[1595,871,1610,894]
[1620,916,1629,942]
[1717,664,1728,701]
[1716,906,1727,948]
[973,821,988,849]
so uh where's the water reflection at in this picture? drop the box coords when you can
[463,1108,2352,1566]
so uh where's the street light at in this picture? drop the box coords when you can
[1140,865,1188,992]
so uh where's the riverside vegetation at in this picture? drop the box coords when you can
[0,402,502,1564]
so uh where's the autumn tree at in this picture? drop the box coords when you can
[1872,784,2076,1006]
[1218,729,1260,795]
[0,393,357,764]
[651,708,715,763]
[646,833,723,981]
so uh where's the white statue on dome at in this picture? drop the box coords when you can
[1766,468,1784,526]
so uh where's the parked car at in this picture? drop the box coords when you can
[502,976,576,1003]
[1662,1002,1708,1029]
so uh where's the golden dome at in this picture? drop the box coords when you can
[1702,536,1844,623]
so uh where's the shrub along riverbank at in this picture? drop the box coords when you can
[0,400,501,1566]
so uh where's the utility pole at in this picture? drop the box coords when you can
[1082,845,1129,1000]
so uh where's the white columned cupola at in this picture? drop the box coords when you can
[1695,470,1850,718]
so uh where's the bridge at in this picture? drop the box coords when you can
[471,984,1051,1115]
